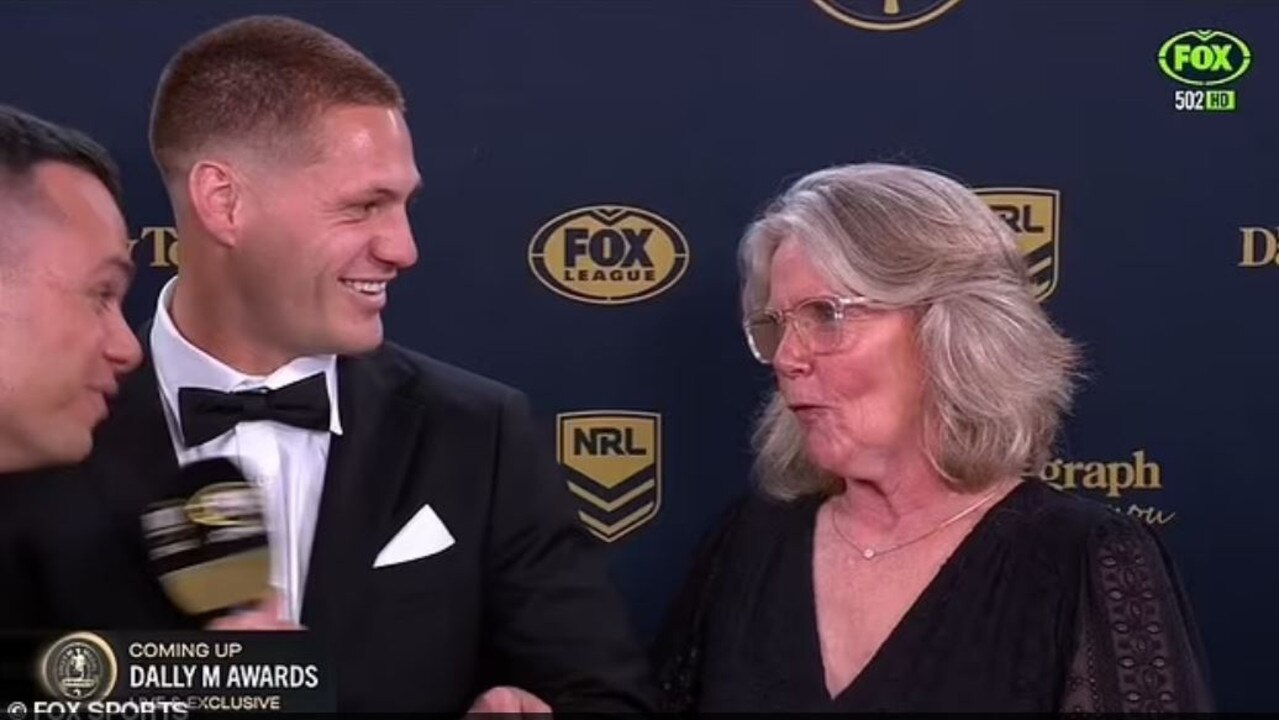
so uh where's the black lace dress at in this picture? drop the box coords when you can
[654,480,1213,713]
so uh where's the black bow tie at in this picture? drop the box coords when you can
[177,373,331,448]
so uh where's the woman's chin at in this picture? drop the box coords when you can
[803,441,855,479]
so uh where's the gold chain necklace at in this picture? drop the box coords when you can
[829,483,1005,561]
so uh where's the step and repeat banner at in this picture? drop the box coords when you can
[2,0,1274,711]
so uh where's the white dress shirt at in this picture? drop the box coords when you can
[149,277,342,623]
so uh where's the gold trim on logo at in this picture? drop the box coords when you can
[569,479,657,513]
[556,410,662,542]
[527,205,690,306]
[811,0,963,31]
[578,503,657,539]
[975,187,1061,302]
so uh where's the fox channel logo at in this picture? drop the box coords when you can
[557,411,661,542]
[975,188,1061,302]
[529,206,688,305]
[1158,29,1251,112]
[811,0,962,31]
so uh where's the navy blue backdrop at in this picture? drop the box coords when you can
[2,1,1275,711]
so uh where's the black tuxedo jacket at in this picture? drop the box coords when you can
[0,340,654,713]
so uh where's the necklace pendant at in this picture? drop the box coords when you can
[862,547,876,560]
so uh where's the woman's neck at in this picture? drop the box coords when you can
[826,452,1014,543]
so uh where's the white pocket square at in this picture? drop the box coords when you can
[373,503,455,568]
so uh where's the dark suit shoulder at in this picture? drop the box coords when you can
[351,342,524,410]
[0,461,88,507]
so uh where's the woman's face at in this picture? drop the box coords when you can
[767,238,928,480]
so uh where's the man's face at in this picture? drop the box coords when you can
[0,162,142,471]
[232,105,421,360]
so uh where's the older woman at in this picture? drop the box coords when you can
[655,163,1212,712]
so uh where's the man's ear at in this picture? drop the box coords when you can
[186,160,245,248]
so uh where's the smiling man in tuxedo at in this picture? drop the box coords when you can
[0,16,652,714]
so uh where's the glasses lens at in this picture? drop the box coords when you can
[745,316,782,363]
[794,298,843,352]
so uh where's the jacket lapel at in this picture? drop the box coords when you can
[88,345,183,534]
[301,347,428,634]
[80,339,202,626]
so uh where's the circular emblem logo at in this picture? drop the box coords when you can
[811,0,962,31]
[528,205,689,305]
[38,632,118,701]
[1157,30,1252,87]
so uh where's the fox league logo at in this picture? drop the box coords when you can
[557,411,661,542]
[529,206,689,305]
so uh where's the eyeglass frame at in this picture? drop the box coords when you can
[742,294,881,365]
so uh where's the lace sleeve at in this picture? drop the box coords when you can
[651,499,747,714]
[1060,514,1214,712]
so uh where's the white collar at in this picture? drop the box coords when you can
[149,277,344,442]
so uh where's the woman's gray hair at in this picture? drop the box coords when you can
[741,163,1081,498]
